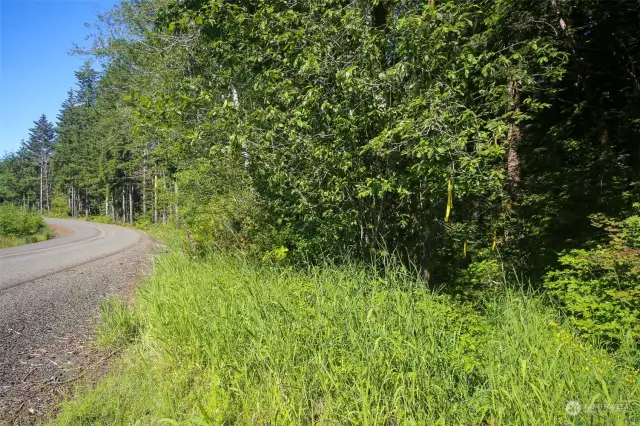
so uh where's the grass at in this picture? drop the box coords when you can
[0,204,53,248]
[0,230,54,248]
[51,241,640,426]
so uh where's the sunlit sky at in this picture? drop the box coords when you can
[0,0,118,154]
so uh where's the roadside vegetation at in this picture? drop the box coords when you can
[0,0,638,424]
[53,239,639,425]
[0,204,53,248]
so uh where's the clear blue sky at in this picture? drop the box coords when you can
[0,0,119,154]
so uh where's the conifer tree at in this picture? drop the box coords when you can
[21,115,55,213]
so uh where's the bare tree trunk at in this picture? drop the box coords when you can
[232,87,248,168]
[129,183,134,225]
[122,186,126,225]
[111,191,116,222]
[162,177,167,225]
[39,163,43,214]
[142,165,147,215]
[174,182,179,228]
[154,174,158,224]
[44,162,50,212]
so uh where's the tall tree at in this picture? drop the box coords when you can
[22,115,55,213]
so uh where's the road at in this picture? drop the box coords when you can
[0,218,151,423]
[0,218,140,291]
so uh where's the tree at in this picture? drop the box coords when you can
[21,115,55,213]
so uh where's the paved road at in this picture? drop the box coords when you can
[0,218,140,292]
[0,218,150,423]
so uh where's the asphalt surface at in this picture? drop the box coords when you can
[0,218,140,291]
[0,218,152,424]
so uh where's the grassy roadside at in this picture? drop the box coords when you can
[0,205,54,249]
[51,233,640,425]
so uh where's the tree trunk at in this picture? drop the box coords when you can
[142,165,147,215]
[39,163,43,214]
[122,186,126,225]
[162,177,167,225]
[111,192,116,222]
[154,174,158,224]
[129,183,134,225]
[44,162,50,212]
[174,182,179,228]
[507,79,521,201]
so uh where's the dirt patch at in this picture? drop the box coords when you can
[47,224,72,239]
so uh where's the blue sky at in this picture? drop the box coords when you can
[0,0,119,154]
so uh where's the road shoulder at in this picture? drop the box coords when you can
[0,230,154,425]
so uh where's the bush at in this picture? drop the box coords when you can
[545,214,640,345]
[0,204,44,237]
[50,195,71,217]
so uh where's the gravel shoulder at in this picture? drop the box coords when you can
[0,229,154,425]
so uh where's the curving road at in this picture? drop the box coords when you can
[0,218,151,422]
[0,218,140,292]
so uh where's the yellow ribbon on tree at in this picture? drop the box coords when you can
[445,178,453,222]
[491,230,497,250]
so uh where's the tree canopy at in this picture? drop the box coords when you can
[2,0,640,339]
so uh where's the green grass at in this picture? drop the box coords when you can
[0,230,54,248]
[0,204,53,248]
[52,250,640,425]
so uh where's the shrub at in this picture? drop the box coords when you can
[545,214,640,345]
[50,195,71,217]
[0,204,44,237]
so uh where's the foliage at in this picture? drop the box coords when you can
[53,250,639,425]
[1,0,640,349]
[148,0,568,278]
[0,204,45,237]
[173,157,257,251]
[545,214,640,345]
[0,204,52,248]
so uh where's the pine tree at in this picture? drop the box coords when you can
[21,115,55,213]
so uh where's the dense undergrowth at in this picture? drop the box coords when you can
[0,204,52,248]
[52,234,640,425]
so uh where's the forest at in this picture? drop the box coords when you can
[1,0,640,423]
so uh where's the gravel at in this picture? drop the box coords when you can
[0,231,154,425]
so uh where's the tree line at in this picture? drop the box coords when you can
[2,0,640,290]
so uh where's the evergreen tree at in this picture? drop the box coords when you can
[21,115,55,213]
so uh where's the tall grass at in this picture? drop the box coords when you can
[53,251,640,425]
[0,204,52,248]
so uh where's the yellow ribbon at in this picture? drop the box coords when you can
[445,178,453,222]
